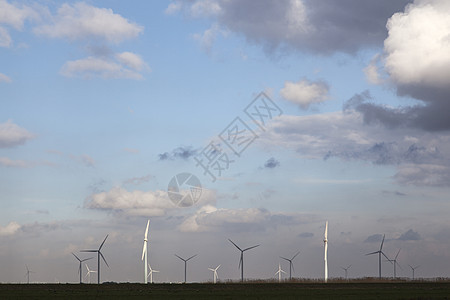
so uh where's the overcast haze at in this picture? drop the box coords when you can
[2,0,450,283]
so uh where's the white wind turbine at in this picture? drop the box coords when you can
[85,265,97,284]
[208,265,220,284]
[324,221,328,283]
[142,220,150,284]
[275,263,286,283]
[147,263,159,284]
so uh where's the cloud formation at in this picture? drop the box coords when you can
[280,78,330,109]
[60,54,147,80]
[264,157,280,169]
[33,2,143,43]
[158,146,198,161]
[0,120,34,148]
[0,221,20,236]
[262,108,450,186]
[356,0,450,132]
[0,72,11,82]
[398,229,421,241]
[85,187,173,217]
[0,0,37,47]
[169,0,412,54]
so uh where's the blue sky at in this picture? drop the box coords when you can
[2,0,450,283]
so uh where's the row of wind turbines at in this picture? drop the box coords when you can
[68,219,419,284]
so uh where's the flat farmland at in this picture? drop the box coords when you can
[1,282,450,299]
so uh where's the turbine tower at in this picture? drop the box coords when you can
[142,219,150,284]
[324,221,328,283]
[72,253,93,284]
[275,263,286,283]
[175,254,197,283]
[228,239,260,282]
[81,235,109,284]
[341,265,351,280]
[147,263,159,284]
[409,265,420,280]
[280,251,300,281]
[208,265,220,284]
[25,265,34,284]
[387,249,402,278]
[85,264,97,284]
[366,234,391,279]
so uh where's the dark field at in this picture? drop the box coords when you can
[1,281,450,300]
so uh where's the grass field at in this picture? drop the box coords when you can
[1,281,450,299]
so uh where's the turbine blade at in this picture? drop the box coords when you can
[175,254,184,261]
[228,239,242,251]
[324,221,328,239]
[395,249,401,260]
[99,235,108,251]
[187,254,197,261]
[292,251,301,261]
[144,220,150,240]
[381,251,392,263]
[80,250,97,253]
[397,262,403,271]
[99,252,109,268]
[216,265,221,270]
[280,256,290,262]
[380,234,385,251]
[81,257,94,263]
[208,268,214,271]
[365,251,378,256]
[243,244,260,252]
[72,253,81,262]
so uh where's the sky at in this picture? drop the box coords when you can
[1,0,450,283]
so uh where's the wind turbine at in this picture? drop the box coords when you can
[147,263,159,284]
[324,221,328,283]
[280,250,300,281]
[208,265,220,284]
[72,253,93,284]
[228,239,260,282]
[386,249,402,278]
[24,265,34,284]
[85,264,97,284]
[366,234,391,279]
[409,265,420,280]
[142,219,150,284]
[81,235,109,284]
[275,263,286,283]
[341,265,351,280]
[175,254,197,283]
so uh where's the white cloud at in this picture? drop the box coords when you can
[33,2,143,43]
[0,157,29,168]
[190,0,222,18]
[0,0,37,30]
[86,187,175,217]
[384,0,450,88]
[364,54,383,85]
[280,79,330,109]
[179,205,271,232]
[192,23,227,53]
[60,55,145,80]
[0,26,11,47]
[0,120,34,148]
[115,52,148,71]
[165,1,182,15]
[0,71,11,82]
[0,221,21,236]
